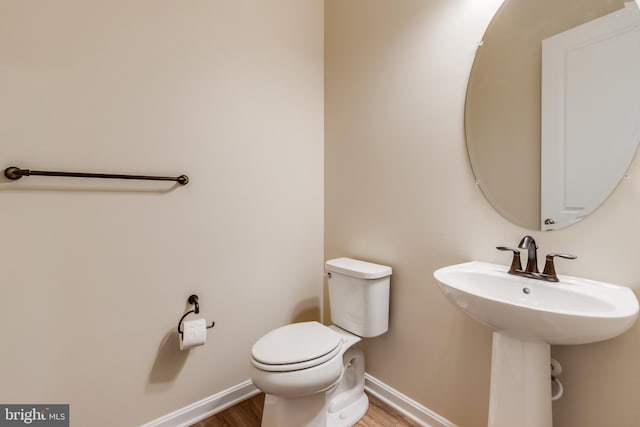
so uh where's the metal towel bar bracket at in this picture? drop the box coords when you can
[4,166,189,185]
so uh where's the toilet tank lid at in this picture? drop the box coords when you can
[325,257,392,279]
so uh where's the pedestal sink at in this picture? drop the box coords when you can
[434,261,639,427]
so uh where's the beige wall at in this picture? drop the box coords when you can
[0,1,323,426]
[325,1,640,427]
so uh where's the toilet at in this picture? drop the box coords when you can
[250,257,392,427]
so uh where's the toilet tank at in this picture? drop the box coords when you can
[325,257,392,338]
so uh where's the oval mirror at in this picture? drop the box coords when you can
[466,0,640,231]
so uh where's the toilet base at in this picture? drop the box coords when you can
[262,393,329,427]
[260,386,368,427]
[327,392,368,426]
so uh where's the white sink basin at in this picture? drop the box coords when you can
[434,261,639,345]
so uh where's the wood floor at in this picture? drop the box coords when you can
[191,392,422,427]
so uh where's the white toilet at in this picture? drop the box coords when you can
[250,257,392,427]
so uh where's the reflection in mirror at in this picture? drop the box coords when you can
[465,0,640,231]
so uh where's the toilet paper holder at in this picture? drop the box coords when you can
[177,294,215,338]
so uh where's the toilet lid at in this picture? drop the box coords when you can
[252,321,341,366]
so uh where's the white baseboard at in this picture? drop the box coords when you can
[140,375,456,427]
[364,373,458,427]
[140,380,260,427]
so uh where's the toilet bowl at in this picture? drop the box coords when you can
[249,258,392,427]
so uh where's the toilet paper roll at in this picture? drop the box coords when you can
[180,318,207,350]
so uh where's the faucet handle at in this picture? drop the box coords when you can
[496,246,522,274]
[542,253,577,281]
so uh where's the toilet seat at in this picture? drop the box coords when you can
[251,322,342,372]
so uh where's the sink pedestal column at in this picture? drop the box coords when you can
[488,332,552,427]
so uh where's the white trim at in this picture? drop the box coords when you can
[139,380,260,427]
[364,373,458,427]
[140,375,456,427]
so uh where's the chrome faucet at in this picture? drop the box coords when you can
[497,236,577,282]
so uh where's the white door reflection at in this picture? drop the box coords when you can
[541,2,640,230]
